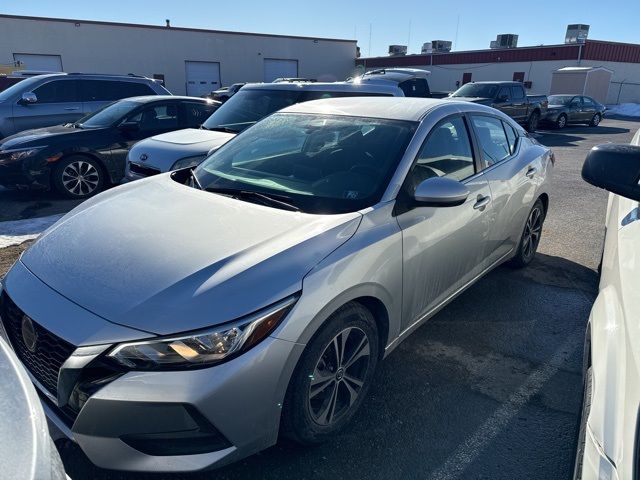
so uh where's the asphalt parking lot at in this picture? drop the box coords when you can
[1,116,639,479]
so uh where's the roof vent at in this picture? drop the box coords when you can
[165,19,171,28]
[490,34,518,49]
[388,45,407,56]
[431,40,452,53]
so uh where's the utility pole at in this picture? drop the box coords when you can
[408,20,412,53]
[369,23,372,57]
[454,15,460,50]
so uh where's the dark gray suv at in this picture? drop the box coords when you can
[0,73,171,138]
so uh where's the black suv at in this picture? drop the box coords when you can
[0,96,220,198]
[0,73,171,138]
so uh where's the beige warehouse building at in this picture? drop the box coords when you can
[0,14,357,95]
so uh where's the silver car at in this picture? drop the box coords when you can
[0,97,553,473]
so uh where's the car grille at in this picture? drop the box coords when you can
[1,292,75,398]
[129,162,160,177]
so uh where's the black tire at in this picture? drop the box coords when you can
[52,155,105,199]
[526,110,540,132]
[508,199,545,268]
[555,114,567,130]
[281,302,380,445]
[572,366,593,480]
[589,113,601,127]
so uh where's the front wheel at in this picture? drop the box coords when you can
[508,199,545,268]
[281,302,379,445]
[526,111,540,132]
[589,113,601,127]
[52,155,104,199]
[556,114,567,129]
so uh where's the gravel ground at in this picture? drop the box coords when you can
[0,117,638,480]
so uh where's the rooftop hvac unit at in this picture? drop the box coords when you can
[490,34,518,49]
[565,24,590,44]
[388,45,407,56]
[421,42,433,54]
[431,40,452,53]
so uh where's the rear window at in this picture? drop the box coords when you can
[80,80,155,102]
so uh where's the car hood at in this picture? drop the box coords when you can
[447,96,493,105]
[0,125,96,149]
[129,129,235,172]
[20,174,361,335]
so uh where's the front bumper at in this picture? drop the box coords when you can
[2,261,305,473]
[0,155,51,189]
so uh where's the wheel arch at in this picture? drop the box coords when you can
[538,192,549,215]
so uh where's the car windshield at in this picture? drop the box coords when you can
[0,76,44,102]
[548,95,574,106]
[451,84,499,98]
[77,100,142,128]
[194,113,417,214]
[201,88,357,134]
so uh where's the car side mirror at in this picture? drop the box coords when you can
[118,121,140,133]
[18,92,37,105]
[414,177,470,207]
[582,144,640,202]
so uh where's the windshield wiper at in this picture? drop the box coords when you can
[189,171,203,190]
[201,126,239,134]
[204,187,300,212]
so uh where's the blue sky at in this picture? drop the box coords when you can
[3,0,639,56]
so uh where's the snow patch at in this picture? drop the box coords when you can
[606,103,640,118]
[0,214,64,248]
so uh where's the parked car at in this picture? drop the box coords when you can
[207,83,246,103]
[574,130,640,480]
[1,97,553,473]
[448,81,548,132]
[0,72,171,139]
[0,96,219,198]
[544,95,606,129]
[350,68,450,98]
[124,81,402,181]
[0,336,66,480]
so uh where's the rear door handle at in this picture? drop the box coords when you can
[473,195,491,210]
[64,107,80,111]
[525,166,537,178]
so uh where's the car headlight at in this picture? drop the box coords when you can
[171,156,205,171]
[0,146,47,165]
[107,295,298,370]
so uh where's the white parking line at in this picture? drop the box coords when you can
[427,334,579,480]
[0,214,64,248]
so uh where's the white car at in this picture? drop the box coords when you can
[576,128,640,479]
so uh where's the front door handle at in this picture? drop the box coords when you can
[525,166,537,178]
[473,195,491,210]
[64,107,80,111]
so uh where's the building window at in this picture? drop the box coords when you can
[513,72,525,82]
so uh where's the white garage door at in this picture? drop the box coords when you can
[13,53,63,72]
[264,59,298,82]
[185,61,221,97]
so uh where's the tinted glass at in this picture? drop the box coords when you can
[81,80,155,102]
[497,87,511,101]
[126,104,179,132]
[183,102,218,127]
[582,97,595,106]
[0,76,46,102]
[503,122,518,154]
[451,83,499,98]
[548,95,573,106]
[471,115,511,166]
[32,80,78,103]
[409,116,475,187]
[399,79,428,97]
[195,113,417,214]
[511,86,525,100]
[78,100,142,128]
[202,88,389,133]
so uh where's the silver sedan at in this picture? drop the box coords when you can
[0,97,553,473]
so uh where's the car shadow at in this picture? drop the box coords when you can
[57,253,596,480]
[0,187,84,222]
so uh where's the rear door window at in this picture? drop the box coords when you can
[182,101,218,127]
[470,115,512,167]
[503,122,518,154]
[511,86,525,101]
[399,79,428,97]
[81,80,155,102]
[32,80,79,103]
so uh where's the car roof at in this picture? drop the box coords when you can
[279,97,456,122]
[241,81,401,95]
[17,73,157,82]
[356,68,431,84]
[468,81,520,85]
[116,95,215,103]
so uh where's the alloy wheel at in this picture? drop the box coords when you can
[557,115,567,129]
[307,327,371,426]
[61,160,100,196]
[522,205,543,261]
[592,114,600,126]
